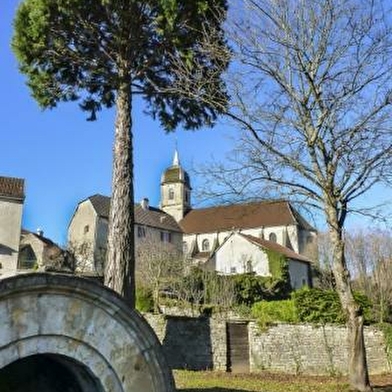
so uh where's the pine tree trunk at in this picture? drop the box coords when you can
[105,80,135,308]
[326,205,372,392]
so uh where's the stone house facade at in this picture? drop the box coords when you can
[68,194,183,277]
[0,176,24,278]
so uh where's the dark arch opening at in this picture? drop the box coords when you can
[0,354,104,392]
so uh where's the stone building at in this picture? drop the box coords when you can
[68,194,182,277]
[69,150,317,287]
[161,151,316,287]
[19,229,72,273]
[0,176,24,278]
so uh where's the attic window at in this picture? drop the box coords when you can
[269,233,277,242]
[202,239,210,251]
[169,188,174,200]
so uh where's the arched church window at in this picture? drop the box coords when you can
[269,232,277,242]
[168,188,174,200]
[202,239,210,251]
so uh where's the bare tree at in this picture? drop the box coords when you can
[346,229,392,323]
[136,239,184,314]
[169,0,392,390]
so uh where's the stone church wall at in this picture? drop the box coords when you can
[144,314,390,375]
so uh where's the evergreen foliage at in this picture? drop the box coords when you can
[292,288,373,325]
[252,299,298,328]
[136,286,154,313]
[12,0,229,303]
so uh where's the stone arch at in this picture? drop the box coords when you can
[0,273,174,392]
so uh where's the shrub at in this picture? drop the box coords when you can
[232,273,291,306]
[136,286,154,313]
[252,299,298,328]
[292,287,374,324]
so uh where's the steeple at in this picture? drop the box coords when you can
[160,149,191,222]
[173,149,180,166]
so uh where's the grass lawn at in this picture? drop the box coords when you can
[173,370,392,392]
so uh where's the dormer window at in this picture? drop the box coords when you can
[168,188,174,200]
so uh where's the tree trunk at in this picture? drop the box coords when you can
[105,79,135,308]
[326,205,372,392]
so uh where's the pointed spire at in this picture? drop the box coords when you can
[173,147,180,166]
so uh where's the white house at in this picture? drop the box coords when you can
[208,232,312,289]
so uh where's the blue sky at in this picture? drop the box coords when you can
[2,1,391,247]
[1,1,234,245]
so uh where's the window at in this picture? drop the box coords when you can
[230,266,237,274]
[84,225,89,234]
[306,235,313,244]
[202,239,210,251]
[183,241,188,253]
[137,226,146,238]
[160,231,172,243]
[245,260,253,273]
[269,232,277,242]
[18,245,37,270]
[168,188,174,200]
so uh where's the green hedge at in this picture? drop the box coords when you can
[251,287,374,327]
[252,299,298,327]
[292,287,373,324]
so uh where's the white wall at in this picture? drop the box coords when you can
[213,234,270,276]
[183,225,299,256]
[0,199,23,278]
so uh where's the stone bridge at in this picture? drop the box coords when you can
[0,273,175,392]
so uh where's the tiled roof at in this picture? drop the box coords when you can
[87,194,182,232]
[242,234,312,263]
[0,176,24,200]
[180,200,314,234]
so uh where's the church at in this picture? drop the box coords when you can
[69,151,316,288]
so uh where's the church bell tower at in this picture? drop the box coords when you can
[160,150,191,222]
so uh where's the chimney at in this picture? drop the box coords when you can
[141,198,149,210]
[36,228,44,237]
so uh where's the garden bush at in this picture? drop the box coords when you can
[251,299,298,327]
[136,286,154,312]
[292,287,373,324]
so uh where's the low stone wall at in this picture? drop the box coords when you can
[249,323,389,375]
[144,314,390,375]
[144,314,227,371]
